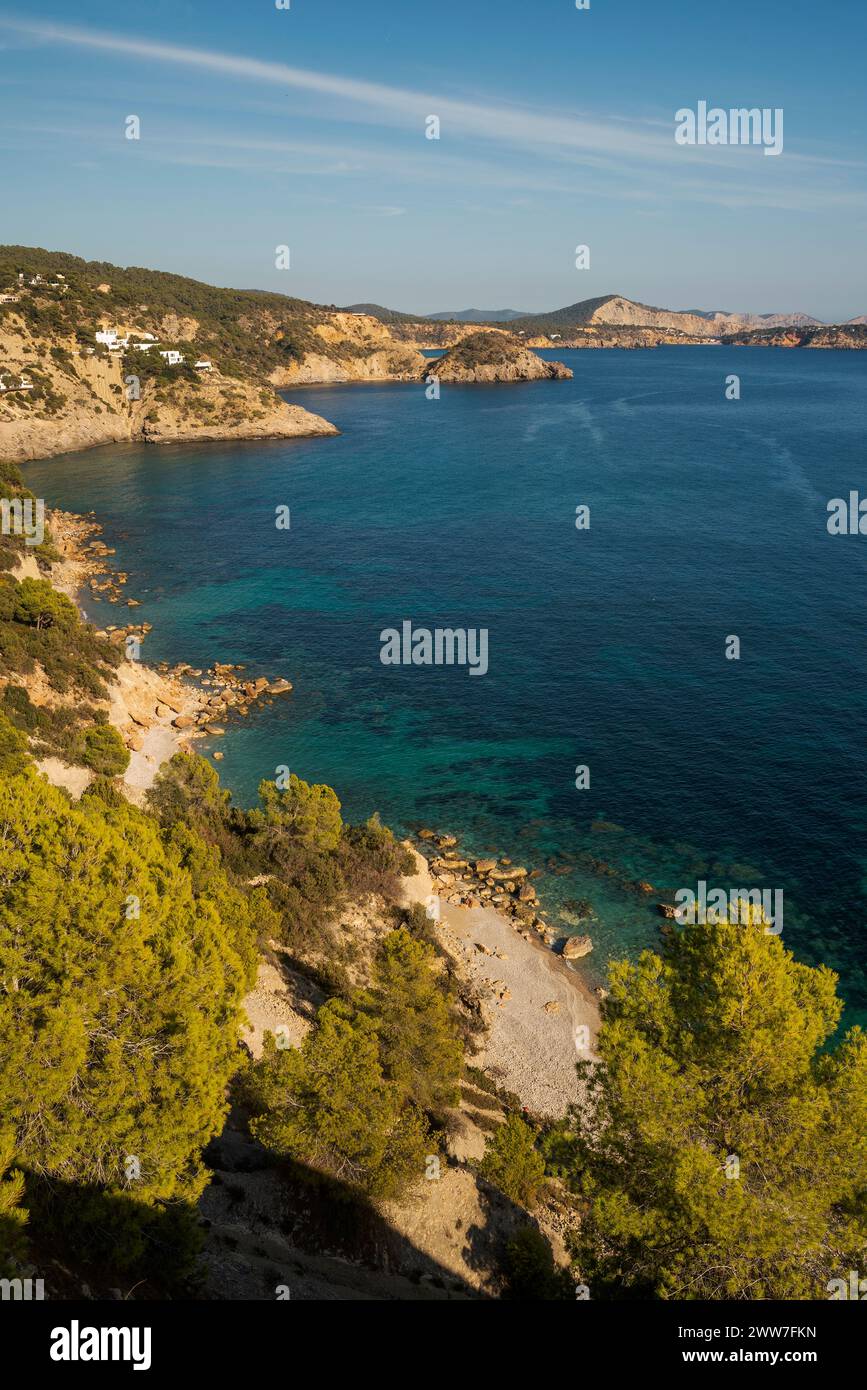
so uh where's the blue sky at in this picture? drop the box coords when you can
[1,1,865,318]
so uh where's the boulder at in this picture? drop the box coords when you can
[561,934,593,960]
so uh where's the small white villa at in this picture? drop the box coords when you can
[95,329,129,352]
[0,372,34,393]
[91,331,208,372]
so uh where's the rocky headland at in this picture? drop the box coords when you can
[0,316,338,466]
[426,331,573,382]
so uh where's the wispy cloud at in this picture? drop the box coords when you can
[1,14,864,216]
[0,15,769,167]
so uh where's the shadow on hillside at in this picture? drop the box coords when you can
[200,1108,565,1301]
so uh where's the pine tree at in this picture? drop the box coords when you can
[480,1114,546,1209]
[247,1001,428,1197]
[566,917,867,1299]
[0,760,259,1272]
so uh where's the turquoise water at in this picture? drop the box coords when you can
[23,348,867,1017]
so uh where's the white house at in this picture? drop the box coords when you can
[95,329,120,347]
[194,359,213,371]
[159,350,184,366]
[0,294,18,304]
[130,341,158,353]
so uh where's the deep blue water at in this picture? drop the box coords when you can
[23,348,867,1018]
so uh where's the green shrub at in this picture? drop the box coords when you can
[479,1115,546,1209]
[82,723,129,776]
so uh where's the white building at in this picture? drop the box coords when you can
[194,359,213,371]
[159,350,184,366]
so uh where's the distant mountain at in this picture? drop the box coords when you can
[344,296,828,337]
[845,314,867,325]
[342,302,421,324]
[426,309,530,323]
[508,295,824,339]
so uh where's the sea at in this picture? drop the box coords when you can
[23,347,867,1021]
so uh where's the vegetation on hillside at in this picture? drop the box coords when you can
[0,245,339,378]
[244,927,461,1198]
[436,330,523,368]
[546,914,867,1299]
[3,439,866,1299]
[0,746,261,1278]
[0,462,128,769]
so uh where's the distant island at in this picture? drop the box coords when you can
[428,331,572,382]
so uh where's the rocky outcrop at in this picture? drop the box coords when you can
[721,323,867,349]
[269,311,426,385]
[0,318,338,466]
[560,934,593,960]
[427,331,572,383]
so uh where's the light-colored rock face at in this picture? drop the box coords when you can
[268,311,426,384]
[0,317,338,464]
[585,296,823,338]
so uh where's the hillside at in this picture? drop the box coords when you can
[343,301,422,324]
[0,313,338,466]
[507,295,825,341]
[0,246,424,379]
[429,331,572,382]
[427,309,529,323]
[383,295,840,351]
[0,247,430,462]
[721,323,867,348]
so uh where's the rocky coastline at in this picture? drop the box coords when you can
[414,827,598,970]
[40,507,296,799]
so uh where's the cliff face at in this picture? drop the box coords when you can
[388,319,511,349]
[429,332,572,382]
[268,310,425,384]
[0,316,337,465]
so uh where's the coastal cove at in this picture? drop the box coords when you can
[23,346,867,1021]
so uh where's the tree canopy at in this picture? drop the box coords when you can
[0,757,259,1273]
[558,916,867,1299]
